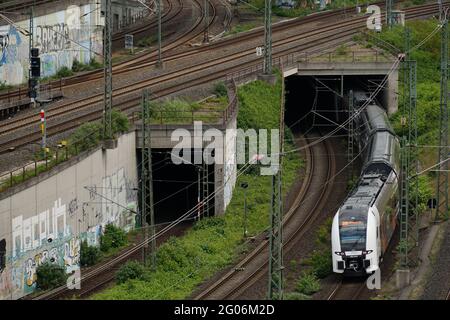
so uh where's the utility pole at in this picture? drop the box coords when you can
[436,16,449,221]
[203,0,209,43]
[263,0,272,75]
[399,28,419,273]
[202,162,209,217]
[386,0,393,28]
[104,0,113,139]
[348,90,354,181]
[268,75,285,300]
[157,0,162,66]
[141,89,156,269]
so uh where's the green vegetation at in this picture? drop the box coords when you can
[80,240,101,267]
[116,261,147,284]
[137,36,156,47]
[55,66,74,78]
[100,224,128,253]
[302,218,333,278]
[72,59,103,72]
[0,80,12,91]
[145,96,229,124]
[296,272,321,295]
[0,109,129,193]
[93,76,303,299]
[225,22,259,35]
[213,81,228,97]
[36,263,68,290]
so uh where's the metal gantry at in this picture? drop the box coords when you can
[386,0,394,28]
[436,17,449,221]
[348,90,355,180]
[399,28,419,268]
[268,77,285,300]
[263,0,272,75]
[203,0,209,43]
[141,89,156,269]
[202,162,209,217]
[157,0,162,65]
[104,0,113,138]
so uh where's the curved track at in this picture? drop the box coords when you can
[0,2,443,155]
[194,132,335,299]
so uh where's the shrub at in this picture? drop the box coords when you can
[305,249,333,279]
[110,108,130,134]
[36,262,68,290]
[214,82,228,97]
[80,240,101,267]
[116,261,146,284]
[100,224,128,253]
[68,121,103,154]
[296,273,321,295]
[283,292,311,300]
[56,66,74,78]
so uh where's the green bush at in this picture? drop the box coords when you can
[296,273,321,295]
[36,262,68,290]
[110,108,130,134]
[68,122,103,154]
[72,59,103,72]
[80,240,101,267]
[283,292,312,300]
[213,82,228,97]
[116,261,146,284]
[56,66,74,78]
[100,224,128,253]
[304,249,333,279]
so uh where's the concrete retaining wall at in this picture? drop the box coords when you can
[0,132,138,300]
[0,0,103,85]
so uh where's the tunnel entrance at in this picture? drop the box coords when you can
[284,75,386,132]
[137,149,215,224]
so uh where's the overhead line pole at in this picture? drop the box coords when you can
[436,16,449,221]
[141,89,156,269]
[157,0,162,66]
[104,0,113,139]
[263,0,272,75]
[268,74,284,300]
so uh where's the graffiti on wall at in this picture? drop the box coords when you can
[0,4,103,85]
[0,160,137,299]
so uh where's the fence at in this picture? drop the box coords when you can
[0,127,102,193]
[131,80,239,126]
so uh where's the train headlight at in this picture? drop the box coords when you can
[362,250,373,255]
[334,251,345,256]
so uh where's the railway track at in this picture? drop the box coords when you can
[0,0,221,102]
[194,132,336,299]
[30,222,192,300]
[0,0,386,102]
[327,279,367,300]
[0,2,442,155]
[446,288,450,300]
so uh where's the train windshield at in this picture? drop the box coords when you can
[339,211,367,252]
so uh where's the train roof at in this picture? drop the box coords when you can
[342,174,385,212]
[366,104,393,132]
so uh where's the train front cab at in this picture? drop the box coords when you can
[331,207,380,276]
